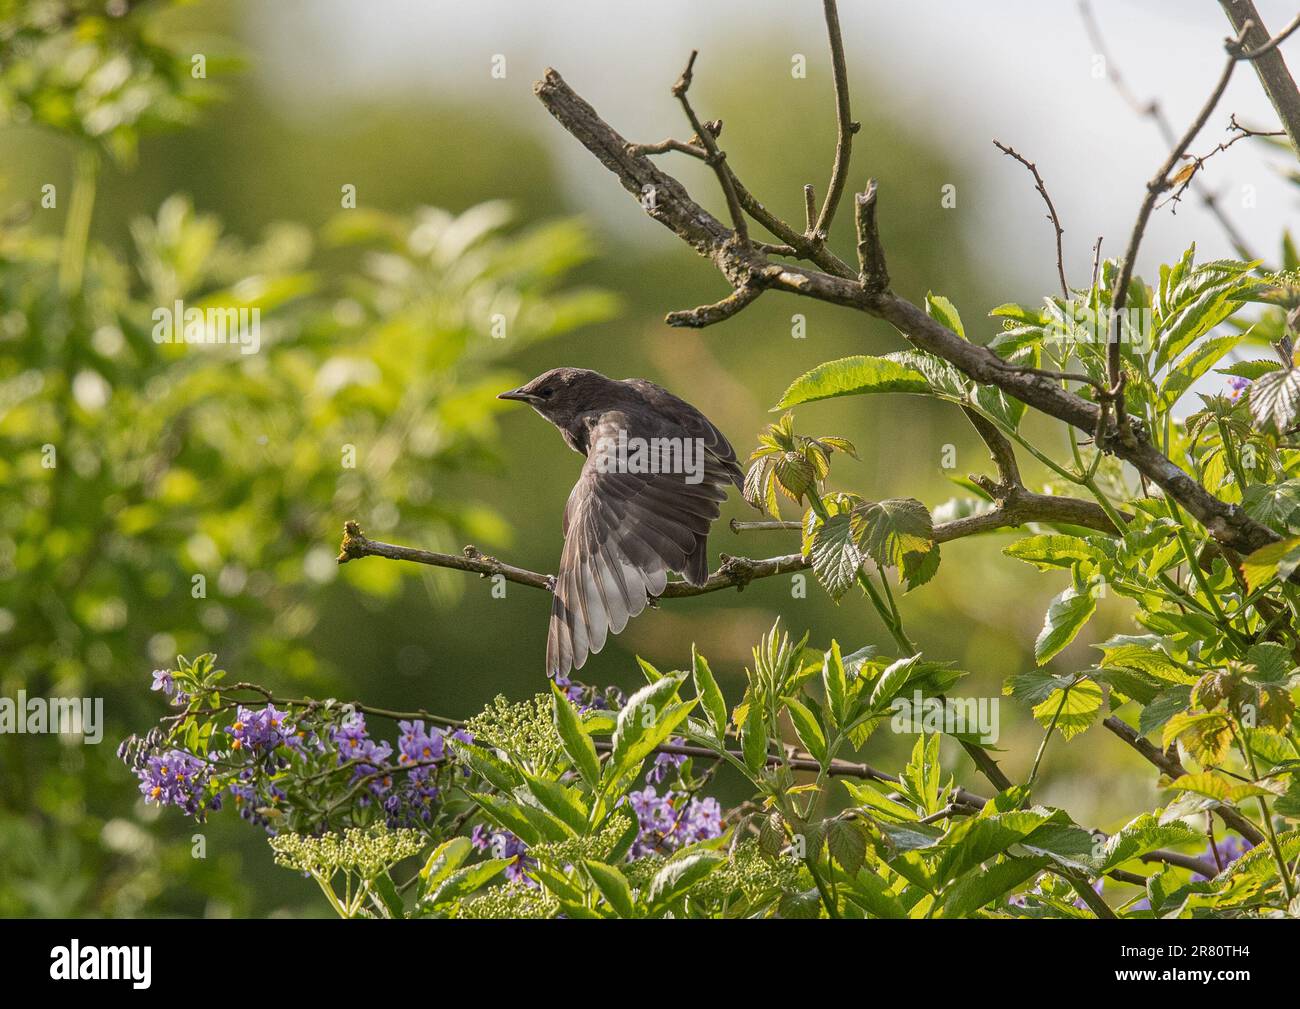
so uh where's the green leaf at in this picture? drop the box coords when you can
[1242,480,1300,534]
[521,773,590,835]
[647,851,724,911]
[1159,334,1240,408]
[1169,771,1282,804]
[1030,679,1102,740]
[937,857,1044,918]
[1034,582,1098,665]
[418,836,474,890]
[1241,536,1300,592]
[427,858,513,905]
[870,653,922,711]
[925,292,965,337]
[774,355,931,409]
[822,641,848,729]
[610,675,685,779]
[1247,641,1295,683]
[551,685,601,789]
[370,871,405,919]
[778,887,823,919]
[810,512,862,601]
[785,697,828,765]
[827,819,868,874]
[691,646,728,740]
[843,866,908,918]
[1096,814,1202,872]
[1217,359,1282,380]
[1248,367,1300,432]
[1139,686,1193,736]
[1003,534,1100,571]
[741,700,768,775]
[853,498,934,569]
[585,860,636,918]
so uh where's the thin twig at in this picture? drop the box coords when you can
[812,0,859,240]
[993,139,1070,298]
[1107,20,1255,432]
[1080,0,1258,260]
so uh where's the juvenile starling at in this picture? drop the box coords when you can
[498,367,744,677]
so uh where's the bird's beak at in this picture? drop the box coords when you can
[496,386,533,403]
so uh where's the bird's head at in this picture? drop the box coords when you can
[497,367,611,428]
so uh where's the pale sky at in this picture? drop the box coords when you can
[248,0,1300,295]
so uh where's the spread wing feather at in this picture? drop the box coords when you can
[546,411,741,677]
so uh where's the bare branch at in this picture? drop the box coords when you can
[853,180,889,293]
[532,67,1283,558]
[992,139,1069,299]
[1239,9,1300,60]
[1102,715,1266,847]
[338,520,806,597]
[627,137,708,159]
[1080,0,1258,260]
[671,50,750,247]
[666,283,765,327]
[1158,113,1285,210]
[1219,0,1300,156]
[1108,20,1254,421]
[812,0,860,239]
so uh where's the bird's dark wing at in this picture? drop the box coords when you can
[547,413,736,677]
[622,378,744,490]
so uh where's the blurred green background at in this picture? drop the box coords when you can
[2,0,1283,916]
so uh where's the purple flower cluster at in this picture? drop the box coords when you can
[228,705,291,753]
[1226,376,1251,402]
[471,825,534,882]
[331,712,394,803]
[136,749,219,818]
[624,786,723,857]
[385,720,446,827]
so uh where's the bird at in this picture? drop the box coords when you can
[498,367,744,678]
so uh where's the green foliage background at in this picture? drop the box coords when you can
[1,0,1253,916]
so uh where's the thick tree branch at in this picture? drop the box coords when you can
[1102,714,1266,847]
[532,68,1280,559]
[1218,0,1300,157]
[666,283,764,328]
[853,179,889,293]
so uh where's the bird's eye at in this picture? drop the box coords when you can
[538,387,554,399]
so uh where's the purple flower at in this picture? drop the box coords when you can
[471,826,534,882]
[1193,835,1254,880]
[647,737,687,785]
[227,705,290,753]
[623,786,723,857]
[136,749,216,818]
[150,669,175,696]
[330,712,394,800]
[397,720,445,766]
[1227,376,1251,402]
